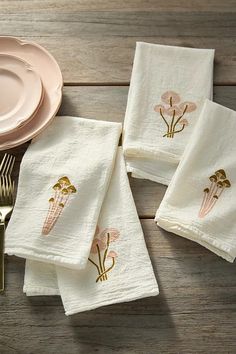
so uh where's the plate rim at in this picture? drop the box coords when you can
[0,53,43,135]
[0,36,63,150]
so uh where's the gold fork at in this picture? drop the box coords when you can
[0,176,15,292]
[0,155,15,293]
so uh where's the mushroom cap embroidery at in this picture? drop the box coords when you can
[199,169,231,218]
[154,91,197,138]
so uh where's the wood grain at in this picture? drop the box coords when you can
[1,220,235,354]
[0,4,235,84]
[1,1,236,13]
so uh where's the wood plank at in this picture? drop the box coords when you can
[2,85,235,217]
[0,7,235,83]
[1,220,235,354]
[1,0,236,13]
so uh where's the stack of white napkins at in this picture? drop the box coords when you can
[6,116,159,315]
[24,148,158,315]
[123,42,214,185]
[156,100,236,263]
[122,42,236,264]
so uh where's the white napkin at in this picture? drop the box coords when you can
[23,149,159,314]
[5,116,121,269]
[24,260,59,296]
[123,42,214,185]
[155,99,236,262]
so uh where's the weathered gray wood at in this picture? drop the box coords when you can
[1,220,235,354]
[1,85,235,217]
[0,3,235,83]
[1,0,236,13]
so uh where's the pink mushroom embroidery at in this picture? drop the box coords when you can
[154,91,197,138]
[88,226,119,282]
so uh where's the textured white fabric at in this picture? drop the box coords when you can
[24,260,59,296]
[123,42,214,185]
[5,116,121,269]
[24,149,159,314]
[155,100,236,262]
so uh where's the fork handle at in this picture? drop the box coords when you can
[0,222,5,293]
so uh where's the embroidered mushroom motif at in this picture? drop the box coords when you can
[88,226,119,282]
[154,91,197,138]
[198,169,231,218]
[42,176,77,235]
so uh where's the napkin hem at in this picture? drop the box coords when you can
[5,247,88,270]
[23,285,60,296]
[124,146,180,163]
[64,287,159,316]
[127,165,171,185]
[155,214,236,263]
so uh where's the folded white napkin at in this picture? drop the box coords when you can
[155,99,236,262]
[24,260,59,296]
[23,149,159,314]
[5,116,121,269]
[123,42,214,185]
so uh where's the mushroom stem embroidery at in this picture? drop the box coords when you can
[88,226,119,282]
[42,176,77,235]
[198,169,231,218]
[154,91,196,138]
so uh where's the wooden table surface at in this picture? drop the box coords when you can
[0,1,236,353]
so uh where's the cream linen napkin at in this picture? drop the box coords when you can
[155,99,236,262]
[123,42,214,185]
[23,149,159,314]
[5,116,121,269]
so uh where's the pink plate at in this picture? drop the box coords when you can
[0,54,43,136]
[0,36,63,150]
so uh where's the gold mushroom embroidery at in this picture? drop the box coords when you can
[154,91,197,138]
[42,176,77,235]
[198,169,231,218]
[88,226,119,282]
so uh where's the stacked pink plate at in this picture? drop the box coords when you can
[0,36,63,150]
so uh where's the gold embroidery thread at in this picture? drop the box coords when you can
[198,169,231,218]
[154,91,196,138]
[42,176,77,235]
[88,226,119,282]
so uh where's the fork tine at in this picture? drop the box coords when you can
[1,154,11,175]
[7,155,15,176]
[0,175,15,205]
[1,154,10,175]
[0,153,8,175]
[0,154,8,175]
[1,176,6,199]
[0,176,4,205]
[7,176,14,204]
[5,176,9,203]
[9,155,15,175]
[4,155,15,176]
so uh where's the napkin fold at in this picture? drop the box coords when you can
[23,149,159,314]
[155,100,236,262]
[5,116,121,269]
[123,42,214,185]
